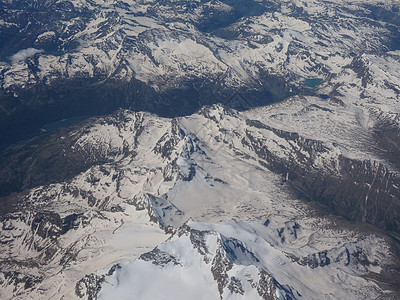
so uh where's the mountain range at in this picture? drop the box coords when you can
[0,0,399,299]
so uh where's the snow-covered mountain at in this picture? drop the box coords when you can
[1,99,399,299]
[1,0,399,146]
[0,0,400,299]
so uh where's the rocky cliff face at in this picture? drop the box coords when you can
[243,118,400,232]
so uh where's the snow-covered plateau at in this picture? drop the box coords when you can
[0,0,399,299]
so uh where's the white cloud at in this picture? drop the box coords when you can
[10,48,44,64]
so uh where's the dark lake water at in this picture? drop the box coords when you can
[43,116,91,131]
[305,78,323,88]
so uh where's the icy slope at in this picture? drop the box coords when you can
[98,220,298,300]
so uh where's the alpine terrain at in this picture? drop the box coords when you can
[0,0,399,299]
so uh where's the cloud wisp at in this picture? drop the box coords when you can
[10,48,44,64]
